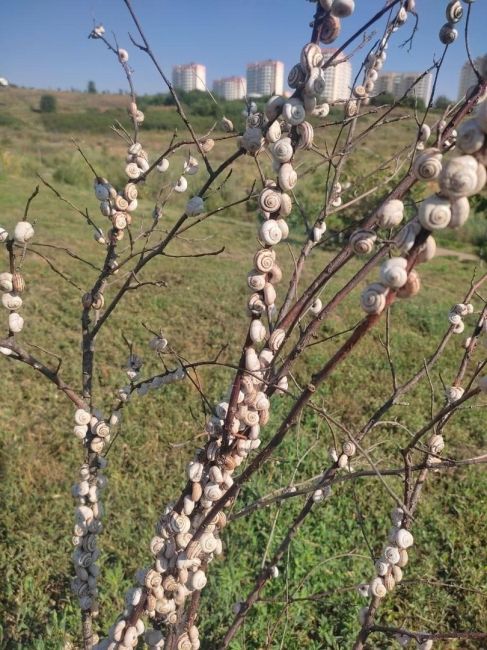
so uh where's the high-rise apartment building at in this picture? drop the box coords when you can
[213,76,247,101]
[172,63,206,92]
[246,60,284,97]
[458,55,487,99]
[320,48,352,101]
[376,71,432,104]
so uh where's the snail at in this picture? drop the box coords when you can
[397,269,421,298]
[156,158,170,172]
[174,176,188,193]
[254,248,275,273]
[0,272,13,292]
[220,116,233,132]
[241,127,264,154]
[259,188,282,213]
[439,23,458,44]
[279,193,293,217]
[247,270,266,292]
[277,218,289,239]
[125,163,141,179]
[271,137,294,163]
[416,235,437,264]
[263,282,276,306]
[8,312,24,333]
[266,121,282,144]
[428,434,445,454]
[456,119,484,154]
[300,43,324,71]
[320,13,341,44]
[419,124,431,143]
[377,199,404,228]
[288,64,306,89]
[281,100,306,126]
[183,156,199,175]
[265,95,286,121]
[305,68,327,98]
[395,528,414,549]
[0,228,8,243]
[379,257,408,289]
[439,155,482,199]
[259,220,282,246]
[418,195,452,230]
[383,546,400,565]
[445,385,464,402]
[269,328,285,352]
[13,221,34,244]
[446,0,463,22]
[310,298,322,314]
[186,196,204,216]
[2,292,22,310]
[331,0,355,18]
[199,138,214,154]
[413,149,443,180]
[296,122,314,150]
[360,283,388,315]
[369,577,387,598]
[278,163,298,191]
[349,229,376,255]
[118,48,129,63]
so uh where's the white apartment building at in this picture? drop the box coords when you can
[458,55,487,99]
[213,76,247,101]
[172,63,206,92]
[376,71,433,105]
[321,48,352,102]
[246,60,284,97]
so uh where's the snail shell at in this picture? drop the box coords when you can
[397,269,421,298]
[429,433,445,454]
[265,95,286,121]
[383,546,400,565]
[305,68,327,98]
[0,228,8,243]
[397,548,408,567]
[174,176,188,193]
[394,219,421,253]
[199,138,214,153]
[220,116,234,132]
[94,183,110,201]
[0,272,13,292]
[271,137,294,163]
[11,273,25,293]
[250,319,266,343]
[439,23,458,44]
[320,13,341,43]
[296,122,314,150]
[189,569,207,591]
[266,120,282,144]
[177,633,192,650]
[245,347,261,372]
[446,0,463,22]
[383,574,396,592]
[125,163,141,180]
[247,112,264,129]
[331,0,355,18]
[353,85,367,99]
[395,528,414,549]
[375,560,389,576]
[268,328,285,352]
[342,441,356,457]
[279,193,293,217]
[170,512,191,534]
[300,43,324,71]
[360,283,388,315]
[439,155,480,198]
[380,257,408,289]
[281,100,306,126]
[277,218,289,239]
[288,63,306,89]
[310,298,322,314]
[247,270,266,292]
[186,196,205,216]
[377,199,404,228]
[13,221,34,244]
[418,195,452,230]
[419,124,431,143]
[413,149,443,180]
[457,119,484,154]
[392,565,403,583]
[254,248,276,272]
[263,282,276,306]
[259,188,282,213]
[278,163,298,191]
[349,229,376,255]
[99,200,111,217]
[8,312,24,332]
[445,385,464,402]
[241,127,264,154]
[260,220,282,246]
[369,577,387,598]
[114,195,128,211]
[248,293,266,315]
[156,158,170,172]
[268,263,283,284]
[75,409,91,426]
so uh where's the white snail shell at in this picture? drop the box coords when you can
[268,328,285,352]
[446,0,463,23]
[416,235,437,264]
[310,298,322,315]
[260,220,282,246]
[288,63,306,89]
[278,163,297,191]
[241,127,264,154]
[380,257,408,289]
[418,195,452,230]
[247,270,266,292]
[457,119,485,154]
[448,196,470,228]
[383,546,400,565]
[395,528,414,549]
[394,219,421,253]
[369,577,387,598]
[186,196,204,216]
[279,193,293,218]
[277,218,289,239]
[282,99,306,126]
[220,116,234,132]
[13,221,34,244]
[360,283,388,315]
[174,176,188,193]
[377,199,404,228]
[263,282,276,306]
[439,155,481,199]
[0,228,8,243]
[397,269,421,299]
[8,312,24,332]
[187,461,204,483]
[419,123,431,143]
[413,149,443,181]
[300,43,324,71]
[0,272,13,292]
[265,95,286,121]
[271,137,294,163]
[439,23,458,44]
[429,433,445,454]
[349,229,376,255]
[266,120,282,144]
[189,570,207,591]
[2,292,22,310]
[259,188,282,213]
[445,385,464,402]
[125,163,141,179]
[156,158,170,172]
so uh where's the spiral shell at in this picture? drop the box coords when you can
[300,43,324,71]
[377,199,404,228]
[157,158,170,172]
[305,68,327,98]
[416,235,437,264]
[254,248,276,273]
[199,138,214,154]
[360,283,388,315]
[189,570,207,592]
[241,127,264,154]
[349,229,376,255]
[420,195,452,233]
[260,220,282,246]
[380,257,408,289]
[265,95,286,121]
[342,441,356,457]
[413,149,443,180]
[271,137,294,163]
[369,577,387,598]
[125,162,141,180]
[448,196,470,228]
[395,528,414,549]
[457,119,485,154]
[248,293,266,315]
[429,433,445,454]
[278,163,297,191]
[446,0,463,22]
[170,512,191,534]
[250,319,266,344]
[439,23,458,44]
[281,100,306,126]
[247,270,266,292]
[9,312,24,333]
[320,13,341,43]
[439,155,480,199]
[2,292,22,311]
[383,573,396,592]
[288,63,306,89]
[124,183,138,202]
[266,120,282,144]
[269,328,285,352]
[174,176,188,193]
[296,122,314,150]
[247,112,264,129]
[259,188,282,213]
[112,212,127,230]
[279,193,293,217]
[397,269,421,299]
[446,385,464,402]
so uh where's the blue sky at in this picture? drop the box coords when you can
[1,1,486,99]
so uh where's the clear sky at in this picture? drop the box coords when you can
[1,1,486,100]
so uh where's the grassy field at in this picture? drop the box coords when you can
[0,87,486,649]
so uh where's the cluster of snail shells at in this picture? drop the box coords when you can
[335,439,357,470]
[287,42,331,118]
[0,221,34,335]
[94,172,138,244]
[71,458,107,613]
[448,301,474,337]
[457,97,487,167]
[439,1,464,45]
[127,96,145,126]
[73,407,112,454]
[316,0,355,48]
[361,511,413,603]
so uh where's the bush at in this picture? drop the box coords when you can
[39,94,57,113]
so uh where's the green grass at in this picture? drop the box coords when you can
[0,88,486,649]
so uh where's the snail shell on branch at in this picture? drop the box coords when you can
[439,155,481,198]
[260,220,282,246]
[268,328,285,352]
[320,13,341,44]
[394,219,421,253]
[446,0,463,22]
[380,257,408,289]
[186,196,205,216]
[416,235,437,264]
[413,149,443,180]
[300,43,324,71]
[13,221,35,244]
[247,270,266,292]
[157,158,170,172]
[199,138,214,153]
[281,100,306,126]
[296,121,314,150]
[125,163,141,180]
[395,528,414,549]
[369,577,387,598]
[439,23,458,44]
[265,95,285,121]
[259,188,282,213]
[279,193,293,218]
[429,433,445,454]
[349,229,376,255]
[288,63,306,89]
[266,120,282,144]
[457,119,484,154]
[278,163,297,191]
[254,249,275,272]
[397,269,421,298]
[418,195,451,230]
[9,312,24,332]
[241,127,264,154]
[0,272,13,292]
[174,176,188,193]
[271,137,294,163]
[377,199,404,228]
[331,0,355,18]
[360,283,388,315]
[220,116,233,132]
[448,196,470,228]
[2,292,22,310]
